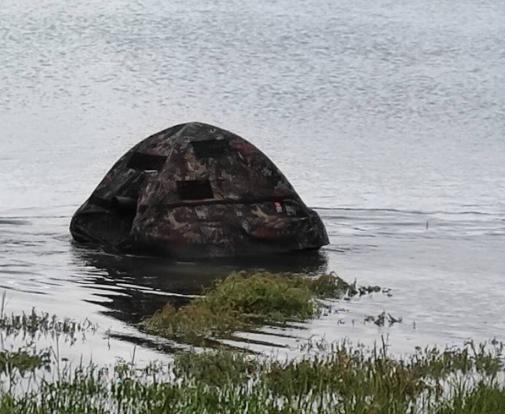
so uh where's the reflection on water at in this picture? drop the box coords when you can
[72,247,328,324]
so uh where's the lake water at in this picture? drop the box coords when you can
[1,0,504,363]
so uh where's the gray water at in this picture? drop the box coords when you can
[1,0,504,362]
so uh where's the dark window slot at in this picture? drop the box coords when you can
[191,140,229,158]
[127,152,167,171]
[177,180,214,200]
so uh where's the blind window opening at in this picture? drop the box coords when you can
[176,180,214,200]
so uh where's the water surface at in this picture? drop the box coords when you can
[1,0,504,361]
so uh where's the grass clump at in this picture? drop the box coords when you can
[437,382,505,413]
[143,272,358,344]
[173,349,258,387]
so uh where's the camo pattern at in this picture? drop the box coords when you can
[70,122,329,258]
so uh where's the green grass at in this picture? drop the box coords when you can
[0,309,503,413]
[173,349,258,387]
[0,348,51,377]
[436,382,505,413]
[0,338,504,413]
[143,271,374,344]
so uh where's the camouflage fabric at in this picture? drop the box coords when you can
[70,122,329,258]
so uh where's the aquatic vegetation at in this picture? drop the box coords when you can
[173,349,258,387]
[260,341,501,412]
[0,309,502,413]
[0,338,503,413]
[143,271,365,344]
[436,382,505,413]
[0,348,51,377]
[0,307,97,344]
[0,293,501,413]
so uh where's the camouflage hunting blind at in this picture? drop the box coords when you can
[70,122,329,258]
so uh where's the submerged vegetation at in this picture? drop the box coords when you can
[143,271,382,344]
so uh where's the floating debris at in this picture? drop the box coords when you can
[364,311,403,327]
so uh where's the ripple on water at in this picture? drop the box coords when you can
[0,0,504,358]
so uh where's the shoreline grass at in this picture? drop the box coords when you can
[0,309,503,413]
[0,335,503,413]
